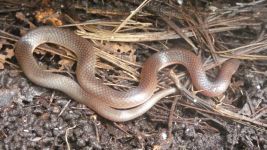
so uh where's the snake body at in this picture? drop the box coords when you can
[15,27,240,121]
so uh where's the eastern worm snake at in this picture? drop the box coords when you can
[15,27,240,121]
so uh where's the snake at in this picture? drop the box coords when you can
[14,27,240,122]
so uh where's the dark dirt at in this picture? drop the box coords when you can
[0,0,267,149]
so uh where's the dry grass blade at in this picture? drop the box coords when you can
[113,0,152,33]
[94,47,140,79]
[76,25,242,42]
[169,70,267,128]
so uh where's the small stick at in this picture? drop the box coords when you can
[167,97,178,139]
[169,69,267,128]
[65,125,77,150]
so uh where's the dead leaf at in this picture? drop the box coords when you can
[35,8,63,26]
[102,42,136,62]
[0,54,6,61]
[58,59,75,70]
[0,39,7,50]
[5,48,14,59]
[0,54,6,69]
[0,63,4,70]
[15,12,26,20]
[16,12,36,29]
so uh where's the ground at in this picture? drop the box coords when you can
[0,0,266,149]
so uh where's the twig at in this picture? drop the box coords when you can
[0,57,20,68]
[245,91,256,115]
[93,120,100,142]
[65,125,77,150]
[77,25,243,42]
[169,69,267,128]
[168,97,178,139]
[252,106,267,120]
[58,100,71,117]
[205,39,267,70]
[0,8,21,13]
[114,0,152,33]
[49,91,55,106]
[160,15,197,50]
[113,123,131,135]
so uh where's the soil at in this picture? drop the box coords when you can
[0,0,266,149]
